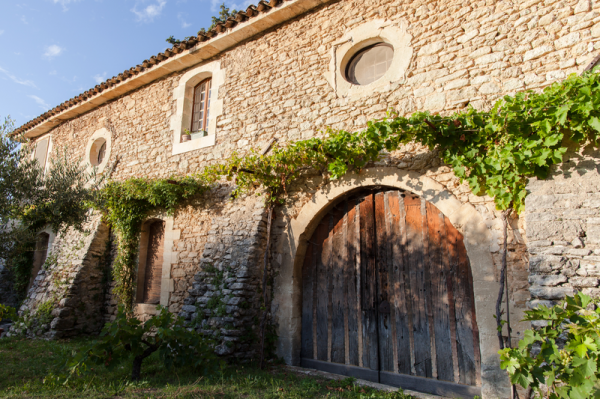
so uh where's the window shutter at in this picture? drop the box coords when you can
[34,138,49,172]
[190,78,212,134]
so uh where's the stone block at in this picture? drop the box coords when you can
[555,32,581,50]
[229,283,249,290]
[582,288,600,298]
[569,249,592,256]
[570,277,599,288]
[528,274,567,286]
[529,285,575,299]
[50,317,74,330]
[523,45,553,61]
[181,305,196,313]
[574,0,591,13]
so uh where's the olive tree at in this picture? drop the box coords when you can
[0,115,99,297]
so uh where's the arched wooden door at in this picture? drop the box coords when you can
[301,188,481,398]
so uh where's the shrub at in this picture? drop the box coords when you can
[60,305,220,381]
[0,304,16,323]
[499,292,600,398]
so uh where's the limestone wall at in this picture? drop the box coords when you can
[11,215,110,338]
[525,146,600,312]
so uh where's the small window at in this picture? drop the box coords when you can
[34,138,49,172]
[89,138,107,167]
[346,43,394,86]
[190,78,212,136]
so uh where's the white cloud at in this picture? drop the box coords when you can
[49,70,57,75]
[93,72,107,84]
[178,13,191,28]
[0,67,37,88]
[0,30,4,36]
[53,0,80,11]
[29,95,50,110]
[132,0,167,22]
[21,16,28,25]
[44,44,64,59]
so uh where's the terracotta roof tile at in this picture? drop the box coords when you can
[14,0,293,136]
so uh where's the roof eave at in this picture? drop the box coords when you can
[18,0,334,139]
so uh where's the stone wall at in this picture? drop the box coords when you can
[11,215,110,338]
[525,145,600,313]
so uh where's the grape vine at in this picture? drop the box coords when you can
[96,70,600,311]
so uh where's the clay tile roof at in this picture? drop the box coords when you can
[12,0,314,137]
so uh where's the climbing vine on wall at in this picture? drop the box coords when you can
[94,177,212,310]
[93,70,600,313]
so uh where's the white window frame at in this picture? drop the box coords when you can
[325,19,414,100]
[84,127,112,174]
[170,60,225,155]
[133,215,180,316]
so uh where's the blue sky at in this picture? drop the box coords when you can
[1,0,252,129]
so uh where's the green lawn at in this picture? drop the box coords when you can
[0,337,413,398]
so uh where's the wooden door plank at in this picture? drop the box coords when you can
[453,230,478,386]
[404,194,432,378]
[384,192,399,373]
[444,217,461,384]
[375,192,394,372]
[316,214,332,362]
[331,205,346,364]
[143,221,165,304]
[342,206,350,365]
[427,203,454,382]
[346,202,360,366]
[355,200,364,368]
[389,192,412,375]
[301,239,315,359]
[465,241,482,386]
[359,193,379,371]
[421,199,437,380]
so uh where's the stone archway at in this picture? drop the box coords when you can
[272,167,509,398]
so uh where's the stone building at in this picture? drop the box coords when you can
[4,0,600,397]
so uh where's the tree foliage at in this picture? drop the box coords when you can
[0,116,99,297]
[500,293,600,398]
[0,304,17,323]
[209,2,237,30]
[167,3,237,44]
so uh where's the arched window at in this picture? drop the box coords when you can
[137,220,166,305]
[190,78,212,135]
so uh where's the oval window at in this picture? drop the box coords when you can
[346,43,394,86]
[90,138,107,167]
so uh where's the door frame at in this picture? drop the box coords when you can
[271,167,511,399]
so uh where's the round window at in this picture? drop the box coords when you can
[346,43,394,86]
[90,138,107,167]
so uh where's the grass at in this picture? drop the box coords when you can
[0,337,415,398]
